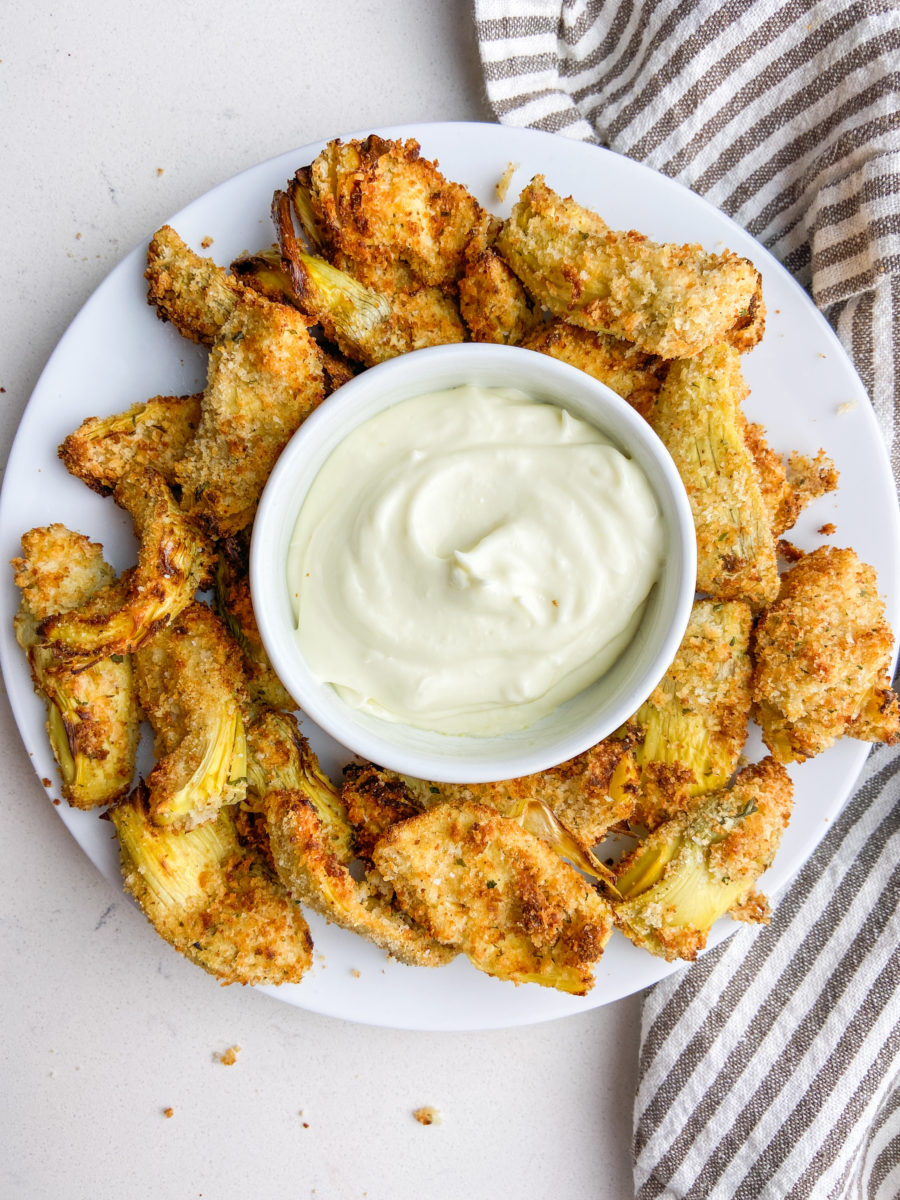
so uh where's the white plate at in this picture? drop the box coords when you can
[2,122,898,1031]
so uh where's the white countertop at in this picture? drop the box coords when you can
[0,5,648,1197]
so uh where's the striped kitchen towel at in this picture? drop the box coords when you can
[474,2,900,1196]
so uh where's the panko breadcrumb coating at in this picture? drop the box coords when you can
[724,275,766,352]
[742,421,838,538]
[408,740,639,848]
[230,247,375,390]
[145,224,249,346]
[214,532,295,711]
[37,466,213,660]
[752,546,900,762]
[297,135,496,290]
[520,319,667,416]
[135,601,248,831]
[59,394,202,497]
[111,786,312,986]
[12,525,139,808]
[175,290,325,537]
[630,599,753,829]
[372,800,614,994]
[342,760,624,899]
[648,343,779,608]
[13,524,115,623]
[614,757,793,961]
[265,788,456,968]
[246,711,454,968]
[272,189,466,367]
[458,247,537,344]
[16,131,894,999]
[342,736,639,852]
[496,176,759,359]
[341,762,426,861]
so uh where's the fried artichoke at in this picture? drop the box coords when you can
[630,599,753,829]
[59,393,202,497]
[12,525,138,807]
[496,176,760,359]
[752,546,900,762]
[37,466,213,660]
[614,758,793,961]
[247,711,454,968]
[135,600,248,830]
[111,785,312,985]
[648,342,779,608]
[372,799,614,994]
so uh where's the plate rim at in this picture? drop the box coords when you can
[2,119,898,1031]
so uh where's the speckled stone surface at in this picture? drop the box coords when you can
[0,6,644,1197]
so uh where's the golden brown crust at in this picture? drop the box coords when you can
[135,600,249,830]
[724,273,766,352]
[496,176,759,359]
[341,760,625,899]
[272,190,467,368]
[394,739,638,848]
[301,135,495,291]
[15,131,887,994]
[614,757,793,961]
[37,467,214,660]
[341,762,425,861]
[706,758,793,882]
[245,713,452,967]
[214,533,295,710]
[12,524,114,621]
[630,599,753,829]
[648,343,779,608]
[458,247,537,344]
[229,249,371,393]
[148,225,276,345]
[175,291,325,537]
[112,788,312,986]
[59,394,203,497]
[520,319,667,416]
[372,800,614,993]
[752,546,900,761]
[319,345,358,393]
[783,450,840,531]
[12,525,139,808]
[146,225,248,345]
[743,421,838,538]
[265,788,455,968]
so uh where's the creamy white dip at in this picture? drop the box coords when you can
[288,385,664,736]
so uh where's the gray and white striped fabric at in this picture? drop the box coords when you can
[474,2,900,1196]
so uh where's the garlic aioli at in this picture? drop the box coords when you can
[288,385,664,736]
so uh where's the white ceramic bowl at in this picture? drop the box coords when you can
[251,342,696,783]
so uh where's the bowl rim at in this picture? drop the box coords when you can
[250,342,696,783]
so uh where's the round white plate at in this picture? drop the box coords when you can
[2,122,898,1031]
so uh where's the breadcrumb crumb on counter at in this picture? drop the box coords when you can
[201,236,214,249]
[837,399,858,414]
[216,1044,241,1066]
[162,1107,174,1119]
[413,1106,441,1126]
